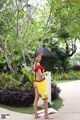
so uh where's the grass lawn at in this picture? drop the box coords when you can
[53,97,62,110]
[0,104,34,114]
[0,97,62,114]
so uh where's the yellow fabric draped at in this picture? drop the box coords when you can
[36,80,48,100]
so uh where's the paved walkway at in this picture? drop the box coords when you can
[0,80,80,120]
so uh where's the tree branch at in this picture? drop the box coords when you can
[3,15,16,31]
[15,0,19,36]
[41,5,53,44]
[0,36,15,76]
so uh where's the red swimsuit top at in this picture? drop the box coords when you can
[34,65,44,72]
[34,65,44,81]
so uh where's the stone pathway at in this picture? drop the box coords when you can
[0,80,80,120]
[54,80,80,120]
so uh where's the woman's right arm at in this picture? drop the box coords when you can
[37,69,44,77]
[37,69,47,77]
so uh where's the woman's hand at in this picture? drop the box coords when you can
[44,72,48,76]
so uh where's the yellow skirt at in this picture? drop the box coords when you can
[35,80,48,100]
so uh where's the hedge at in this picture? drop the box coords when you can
[0,84,61,107]
[52,70,80,81]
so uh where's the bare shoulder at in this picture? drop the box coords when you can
[36,62,40,66]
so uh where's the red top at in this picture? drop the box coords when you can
[34,65,44,72]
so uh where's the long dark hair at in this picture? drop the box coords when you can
[34,52,41,58]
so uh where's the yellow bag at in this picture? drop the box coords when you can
[36,80,48,100]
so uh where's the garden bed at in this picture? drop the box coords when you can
[0,97,62,114]
[0,84,61,107]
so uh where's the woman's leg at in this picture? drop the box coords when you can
[44,99,48,118]
[44,99,53,119]
[33,87,40,119]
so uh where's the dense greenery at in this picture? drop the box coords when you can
[0,0,80,107]
[52,70,80,81]
[0,0,80,77]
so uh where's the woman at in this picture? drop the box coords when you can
[33,52,52,119]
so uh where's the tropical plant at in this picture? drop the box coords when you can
[0,72,21,89]
[21,64,35,85]
[0,0,80,78]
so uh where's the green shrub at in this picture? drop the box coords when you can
[52,70,80,81]
[68,70,80,80]
[0,73,21,90]
[0,72,33,90]
[52,72,69,80]
[21,64,34,85]
[0,83,61,107]
[20,82,33,90]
